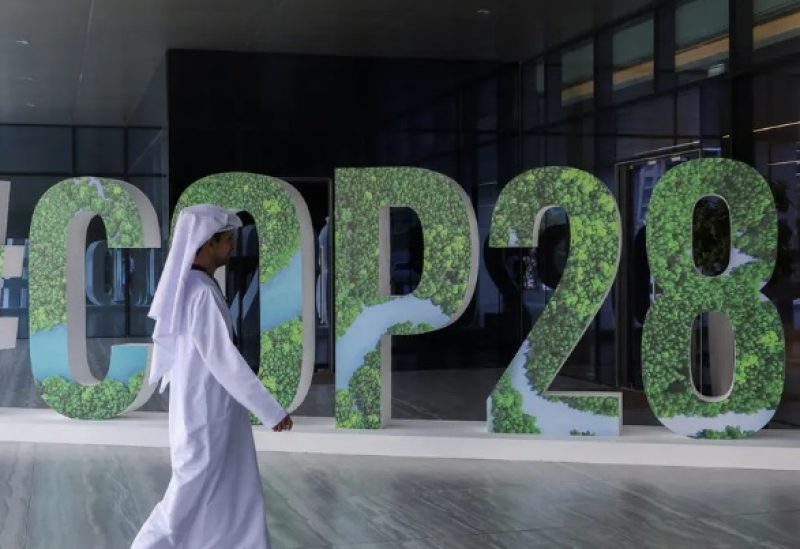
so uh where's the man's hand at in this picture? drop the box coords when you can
[272,414,293,432]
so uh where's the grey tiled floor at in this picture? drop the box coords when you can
[0,442,799,548]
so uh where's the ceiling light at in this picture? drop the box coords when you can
[15,40,29,46]
[26,102,36,108]
[476,9,491,15]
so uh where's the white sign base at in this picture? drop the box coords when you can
[0,408,798,470]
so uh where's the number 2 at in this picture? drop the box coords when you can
[488,167,622,436]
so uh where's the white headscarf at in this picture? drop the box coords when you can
[148,204,242,389]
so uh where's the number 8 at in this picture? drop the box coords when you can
[642,158,785,439]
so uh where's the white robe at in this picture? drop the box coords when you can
[133,270,286,549]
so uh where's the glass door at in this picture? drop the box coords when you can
[615,148,706,393]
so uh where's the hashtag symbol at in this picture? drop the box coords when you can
[0,181,25,350]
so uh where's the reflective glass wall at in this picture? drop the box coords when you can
[0,61,168,409]
[519,0,800,427]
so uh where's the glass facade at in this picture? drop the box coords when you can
[675,0,730,82]
[2,1,800,428]
[613,16,655,99]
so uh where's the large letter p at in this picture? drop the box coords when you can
[335,167,478,429]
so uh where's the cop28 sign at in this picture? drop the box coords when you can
[0,158,784,440]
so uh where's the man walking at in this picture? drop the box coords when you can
[133,204,292,549]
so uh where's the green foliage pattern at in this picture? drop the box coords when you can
[694,426,754,439]
[335,346,382,429]
[642,159,784,437]
[29,178,144,334]
[174,173,300,283]
[39,372,144,420]
[334,167,473,339]
[488,167,621,431]
[249,319,304,425]
[175,173,305,413]
[491,374,541,434]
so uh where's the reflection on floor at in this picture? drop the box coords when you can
[1,442,799,548]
